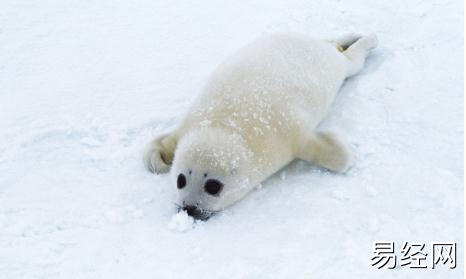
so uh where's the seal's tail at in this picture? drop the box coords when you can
[332,33,363,52]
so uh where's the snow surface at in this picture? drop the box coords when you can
[0,0,463,278]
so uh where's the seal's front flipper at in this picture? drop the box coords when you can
[297,132,352,173]
[144,133,178,174]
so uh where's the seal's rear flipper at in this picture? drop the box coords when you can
[297,131,352,173]
[333,33,363,52]
[340,34,378,77]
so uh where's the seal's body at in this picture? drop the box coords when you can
[145,33,378,219]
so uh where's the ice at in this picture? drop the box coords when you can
[80,136,102,147]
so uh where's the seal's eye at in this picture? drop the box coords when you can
[204,179,223,196]
[177,173,186,189]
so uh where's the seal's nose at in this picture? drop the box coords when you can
[181,205,211,220]
[183,205,199,217]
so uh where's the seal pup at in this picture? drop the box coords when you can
[144,33,378,220]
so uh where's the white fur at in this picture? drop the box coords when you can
[144,33,378,212]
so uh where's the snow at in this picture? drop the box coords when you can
[0,0,463,278]
[168,211,195,233]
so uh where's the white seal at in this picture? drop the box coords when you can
[144,33,378,219]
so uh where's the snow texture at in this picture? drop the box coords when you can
[168,211,195,233]
[0,0,463,278]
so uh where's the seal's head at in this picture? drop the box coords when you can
[172,128,254,220]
